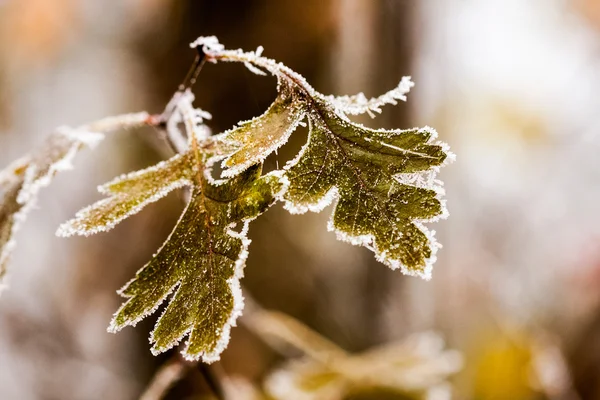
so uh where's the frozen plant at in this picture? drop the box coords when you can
[0,36,454,364]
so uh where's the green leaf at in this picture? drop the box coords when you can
[283,98,449,278]
[59,143,283,362]
[57,152,195,236]
[220,77,305,178]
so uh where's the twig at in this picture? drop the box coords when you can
[179,47,207,92]
[147,45,207,156]
[198,363,227,400]
[139,357,188,400]
[78,112,153,133]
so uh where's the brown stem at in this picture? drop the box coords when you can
[139,357,188,400]
[179,46,207,92]
[198,363,227,400]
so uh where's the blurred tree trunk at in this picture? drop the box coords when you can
[330,0,417,349]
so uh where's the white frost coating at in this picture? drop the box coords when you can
[57,153,193,237]
[327,76,414,117]
[0,157,29,188]
[325,215,437,280]
[16,111,151,207]
[60,128,105,148]
[164,89,213,153]
[240,42,268,75]
[394,170,445,194]
[364,136,440,160]
[108,219,191,336]
[98,153,190,196]
[178,170,284,362]
[283,187,339,215]
[190,36,225,53]
[271,171,291,201]
[178,90,212,143]
[107,192,254,363]
[244,61,268,76]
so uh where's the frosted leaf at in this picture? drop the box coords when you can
[0,112,149,294]
[248,311,462,400]
[190,36,225,53]
[61,136,283,362]
[283,106,449,279]
[57,152,194,236]
[326,76,415,117]
[0,159,27,291]
[193,36,453,278]
[0,128,110,293]
[243,61,268,76]
[220,77,306,178]
[114,165,281,362]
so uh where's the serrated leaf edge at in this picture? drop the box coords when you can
[278,125,453,279]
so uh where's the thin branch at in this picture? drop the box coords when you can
[138,355,227,400]
[198,363,227,400]
[78,112,153,133]
[139,357,188,400]
[179,47,207,92]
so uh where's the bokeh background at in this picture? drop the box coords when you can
[1,0,600,399]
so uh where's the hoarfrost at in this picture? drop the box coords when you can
[0,112,149,294]
[326,76,415,117]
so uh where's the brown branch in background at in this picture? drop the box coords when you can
[198,363,227,400]
[139,353,227,400]
[139,357,188,400]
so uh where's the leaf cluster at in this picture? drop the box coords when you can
[0,37,453,363]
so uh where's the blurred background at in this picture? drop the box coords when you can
[1,0,600,399]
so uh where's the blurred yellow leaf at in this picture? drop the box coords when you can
[247,310,462,400]
[470,332,536,400]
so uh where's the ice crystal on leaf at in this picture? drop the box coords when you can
[326,75,415,117]
[59,132,283,362]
